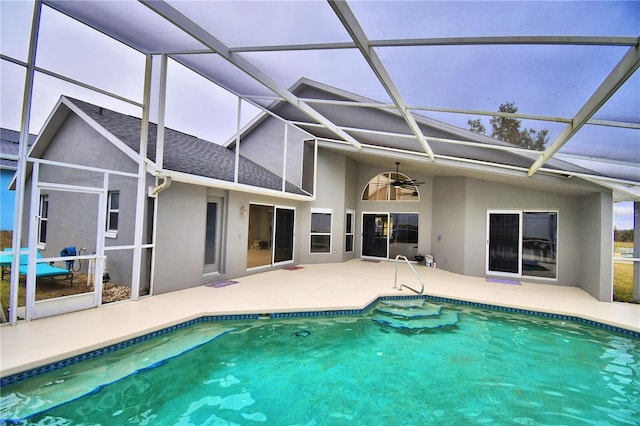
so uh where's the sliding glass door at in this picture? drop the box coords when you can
[362,212,419,260]
[487,211,557,279]
[247,204,294,268]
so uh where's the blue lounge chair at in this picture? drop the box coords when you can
[1,248,73,286]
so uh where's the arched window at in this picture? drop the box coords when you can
[361,171,420,201]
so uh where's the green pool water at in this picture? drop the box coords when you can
[1,299,639,425]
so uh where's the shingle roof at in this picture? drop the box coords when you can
[65,98,306,195]
[0,128,36,170]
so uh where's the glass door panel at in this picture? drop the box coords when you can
[274,207,294,264]
[522,212,557,278]
[204,200,220,274]
[362,213,388,258]
[488,213,521,274]
[247,204,273,268]
[389,213,419,259]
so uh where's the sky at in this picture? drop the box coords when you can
[0,0,638,228]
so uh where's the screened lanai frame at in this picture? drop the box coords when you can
[3,0,639,324]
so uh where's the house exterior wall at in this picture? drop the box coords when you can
[153,181,209,294]
[429,176,615,300]
[462,178,581,286]
[431,176,467,273]
[236,119,308,188]
[297,149,346,264]
[578,191,614,301]
[21,113,150,289]
[153,181,313,294]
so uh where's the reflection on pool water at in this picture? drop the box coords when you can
[1,298,639,425]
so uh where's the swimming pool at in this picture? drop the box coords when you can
[1,297,639,424]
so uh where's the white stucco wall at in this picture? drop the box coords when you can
[431,177,467,273]
[153,182,209,294]
[578,191,614,301]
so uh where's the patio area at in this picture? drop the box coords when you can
[1,259,639,377]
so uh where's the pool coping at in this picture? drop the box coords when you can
[2,293,639,388]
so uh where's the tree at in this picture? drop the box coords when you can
[469,102,549,150]
[467,118,486,135]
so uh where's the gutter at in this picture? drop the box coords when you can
[148,176,172,197]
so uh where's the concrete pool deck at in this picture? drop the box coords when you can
[1,259,639,377]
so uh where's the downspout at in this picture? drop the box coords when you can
[148,176,172,197]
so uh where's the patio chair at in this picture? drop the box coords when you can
[2,248,73,286]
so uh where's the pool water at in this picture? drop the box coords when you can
[1,299,639,425]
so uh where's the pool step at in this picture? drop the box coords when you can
[373,299,459,331]
[375,300,442,318]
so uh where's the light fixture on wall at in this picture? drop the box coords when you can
[240,204,248,216]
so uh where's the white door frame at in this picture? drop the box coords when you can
[25,163,106,320]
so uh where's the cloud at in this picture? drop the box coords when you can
[615,201,636,230]
[615,202,635,217]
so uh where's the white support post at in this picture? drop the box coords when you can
[9,0,41,325]
[282,123,288,192]
[95,173,109,306]
[634,201,640,303]
[147,54,167,298]
[24,163,41,321]
[131,55,153,301]
[234,97,241,183]
[155,54,168,170]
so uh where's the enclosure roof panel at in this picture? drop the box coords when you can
[32,0,640,196]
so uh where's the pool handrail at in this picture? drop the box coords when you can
[393,255,424,294]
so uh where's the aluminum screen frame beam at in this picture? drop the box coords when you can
[161,35,638,55]
[529,42,640,176]
[328,0,435,161]
[9,0,42,325]
[140,0,362,150]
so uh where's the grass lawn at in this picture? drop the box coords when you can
[613,242,637,303]
[0,274,94,318]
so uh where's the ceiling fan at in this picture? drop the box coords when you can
[389,162,424,189]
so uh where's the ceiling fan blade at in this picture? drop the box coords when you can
[389,162,421,188]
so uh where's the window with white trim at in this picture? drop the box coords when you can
[362,172,419,201]
[106,191,119,237]
[37,194,48,246]
[310,208,332,253]
[345,209,354,252]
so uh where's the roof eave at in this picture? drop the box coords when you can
[160,169,314,201]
